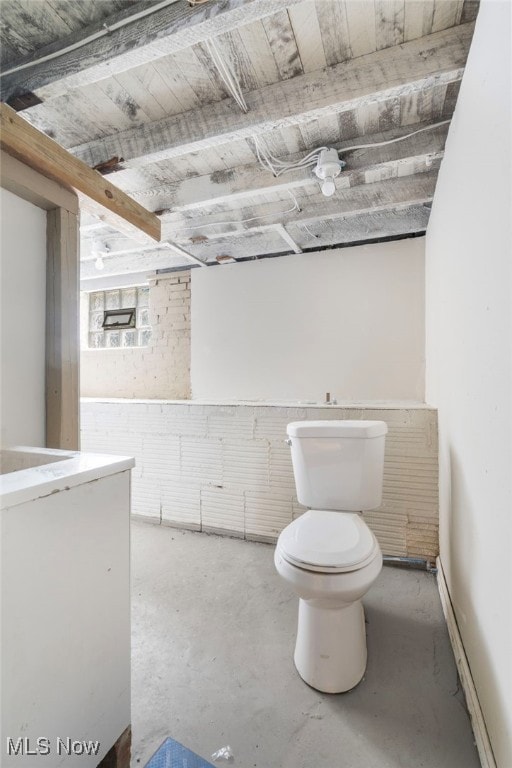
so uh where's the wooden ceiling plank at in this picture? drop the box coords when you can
[289,2,327,73]
[345,0,377,58]
[355,101,381,137]
[123,122,449,213]
[22,95,90,148]
[460,1,480,24]
[113,69,169,122]
[316,0,352,66]
[375,0,405,50]
[161,172,438,240]
[206,30,260,93]
[151,55,202,113]
[261,9,303,80]
[286,205,430,248]
[172,46,226,104]
[0,103,161,241]
[237,20,282,87]
[70,23,474,174]
[81,205,430,276]
[432,0,461,33]
[404,0,435,42]
[0,0,305,104]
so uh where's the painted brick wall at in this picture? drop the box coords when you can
[81,400,439,559]
[80,272,191,399]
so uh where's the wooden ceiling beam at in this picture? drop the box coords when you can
[0,104,161,241]
[80,204,431,278]
[0,0,304,105]
[161,172,438,241]
[124,122,449,213]
[70,23,473,173]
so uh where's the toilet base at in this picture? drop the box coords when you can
[294,599,367,693]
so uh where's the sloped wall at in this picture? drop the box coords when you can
[425,1,512,763]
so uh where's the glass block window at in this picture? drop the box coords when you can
[88,287,151,348]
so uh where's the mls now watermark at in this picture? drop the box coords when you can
[7,737,101,757]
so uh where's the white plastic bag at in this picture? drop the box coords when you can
[211,744,234,762]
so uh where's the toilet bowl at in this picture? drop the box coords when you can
[275,509,382,693]
[275,420,388,694]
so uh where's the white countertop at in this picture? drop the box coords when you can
[0,447,135,510]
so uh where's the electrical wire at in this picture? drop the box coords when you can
[252,119,450,181]
[174,191,301,233]
[253,135,328,177]
[302,223,320,239]
[204,38,248,113]
[338,119,451,154]
[1,0,183,76]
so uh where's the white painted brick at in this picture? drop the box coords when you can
[161,484,200,527]
[223,440,270,489]
[180,437,223,486]
[207,410,255,440]
[245,489,294,539]
[201,487,245,534]
[80,401,439,558]
[269,445,295,490]
[81,270,191,399]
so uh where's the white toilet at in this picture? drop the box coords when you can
[274,420,388,694]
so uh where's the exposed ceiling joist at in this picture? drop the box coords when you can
[0,0,304,105]
[2,0,476,276]
[0,103,161,241]
[275,224,302,254]
[125,122,449,213]
[162,172,438,240]
[80,204,431,279]
[70,23,473,172]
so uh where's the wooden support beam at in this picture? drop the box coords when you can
[0,104,161,241]
[0,0,304,105]
[71,23,473,172]
[125,123,448,213]
[162,172,438,239]
[46,207,80,450]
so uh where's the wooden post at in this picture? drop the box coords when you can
[46,207,80,450]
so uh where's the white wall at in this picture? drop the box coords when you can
[425,2,512,765]
[192,239,425,402]
[0,189,47,447]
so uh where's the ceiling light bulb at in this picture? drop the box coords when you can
[95,255,105,271]
[321,178,336,197]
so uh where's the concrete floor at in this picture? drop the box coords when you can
[131,521,481,768]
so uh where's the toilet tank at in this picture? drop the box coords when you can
[287,420,387,511]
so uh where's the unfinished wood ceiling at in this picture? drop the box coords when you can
[0,0,478,281]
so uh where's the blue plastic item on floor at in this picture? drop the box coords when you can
[144,737,216,768]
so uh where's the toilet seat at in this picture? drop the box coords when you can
[277,510,379,574]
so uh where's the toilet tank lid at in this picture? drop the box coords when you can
[287,420,388,438]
